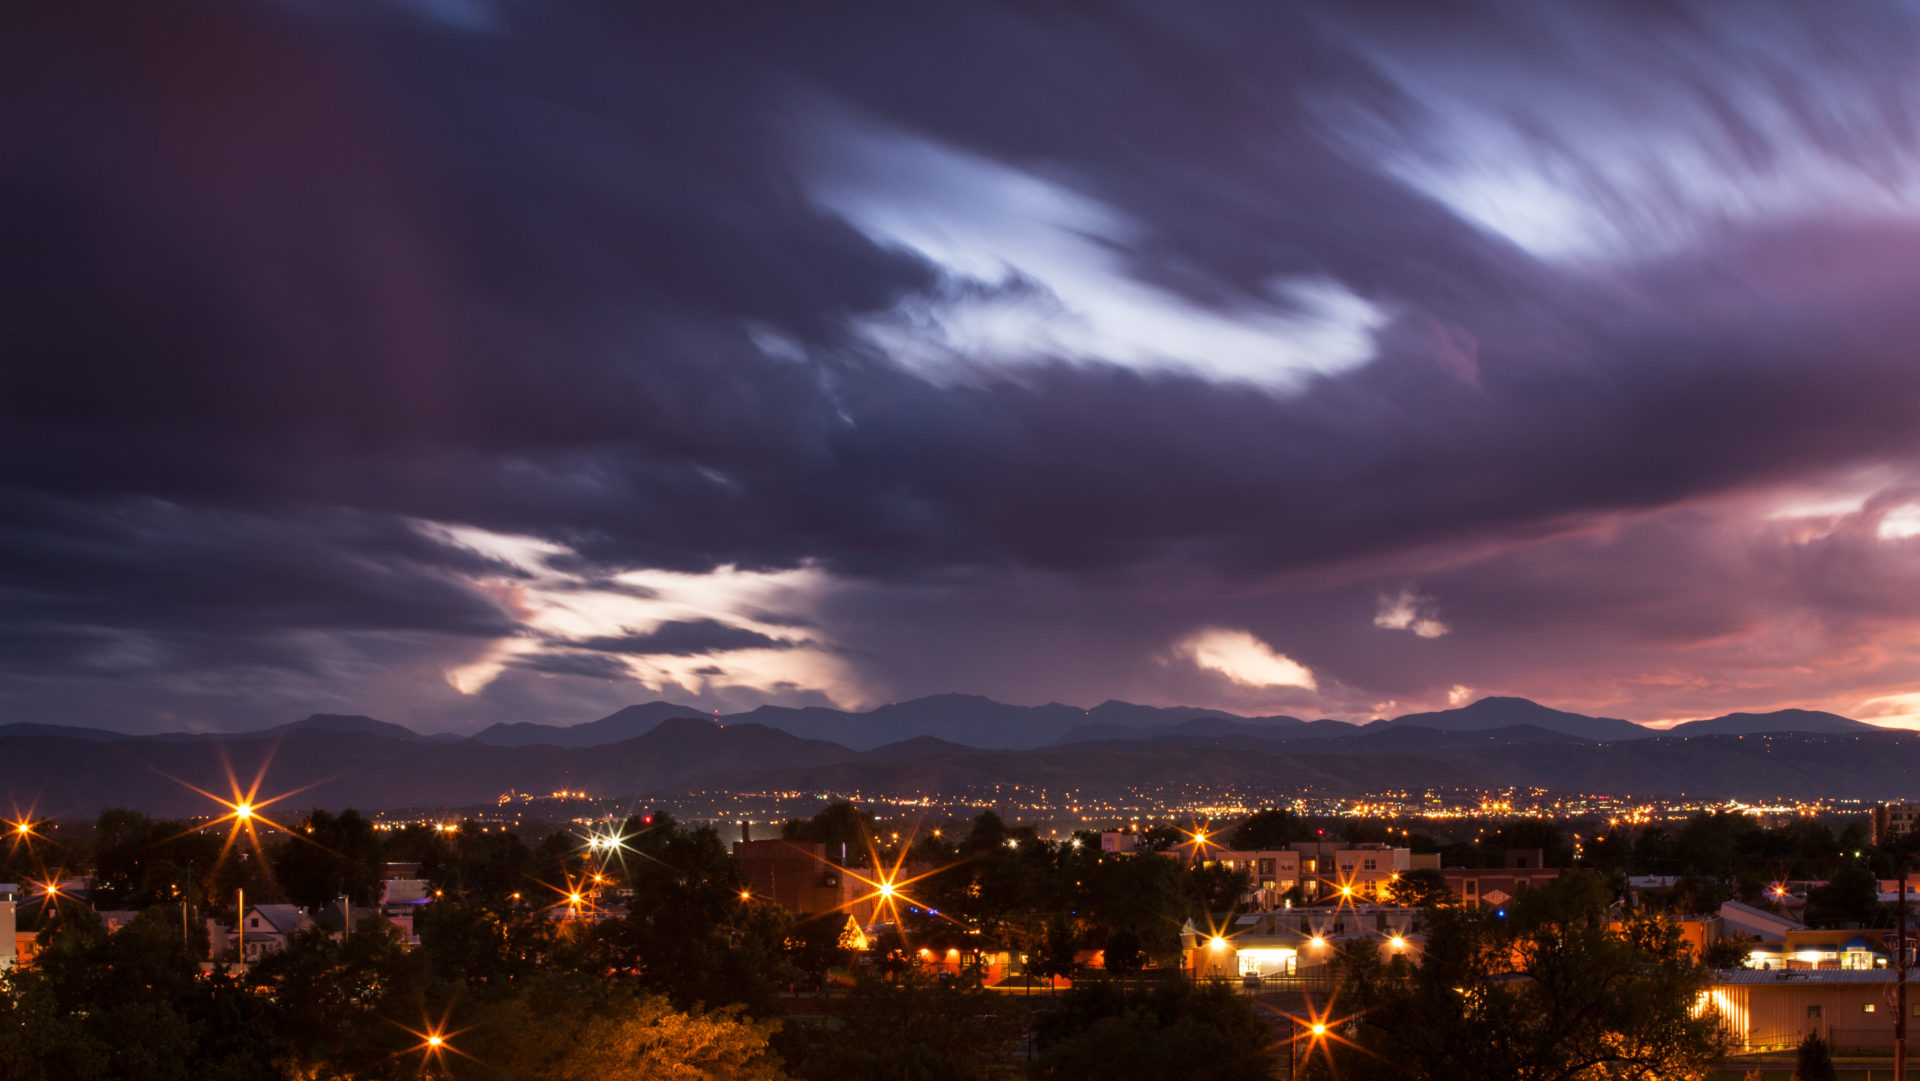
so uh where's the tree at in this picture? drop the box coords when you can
[960,811,1008,854]
[1228,809,1313,850]
[1180,861,1251,918]
[1700,934,1753,970]
[777,974,1021,1081]
[271,808,381,909]
[1793,1032,1837,1081]
[1033,916,1080,983]
[1804,862,1879,928]
[1384,867,1454,910]
[1032,978,1275,1081]
[783,802,877,857]
[1101,928,1146,977]
[1322,872,1727,1081]
[550,996,787,1081]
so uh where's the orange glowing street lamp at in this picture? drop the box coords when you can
[158,749,322,879]
[395,1016,476,1071]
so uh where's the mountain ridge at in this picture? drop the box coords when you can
[4,695,1895,754]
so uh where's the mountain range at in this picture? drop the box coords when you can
[2,694,1885,753]
[0,695,1906,815]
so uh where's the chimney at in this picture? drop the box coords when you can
[740,820,751,843]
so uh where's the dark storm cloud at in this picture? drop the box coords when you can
[0,494,514,637]
[8,0,1920,727]
[513,650,634,681]
[575,620,791,658]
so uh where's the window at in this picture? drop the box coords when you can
[1259,859,1276,876]
[1865,1004,1877,1013]
[1363,858,1377,871]
[1808,1005,1823,1019]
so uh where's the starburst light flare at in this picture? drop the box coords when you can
[1262,993,1375,1077]
[393,1012,479,1070]
[155,745,330,876]
[797,823,971,943]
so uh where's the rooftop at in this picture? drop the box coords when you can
[1716,969,1895,985]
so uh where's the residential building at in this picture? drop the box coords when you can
[1872,803,1920,845]
[1442,850,1563,910]
[1207,849,1301,905]
[238,904,311,961]
[1289,842,1412,902]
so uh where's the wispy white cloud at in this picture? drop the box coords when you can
[1375,587,1450,638]
[416,521,863,705]
[810,125,1385,388]
[1175,628,1317,690]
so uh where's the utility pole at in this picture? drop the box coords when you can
[236,887,244,967]
[1899,866,1909,1081]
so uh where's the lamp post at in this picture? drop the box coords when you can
[1292,1019,1326,1078]
[1898,865,1909,1081]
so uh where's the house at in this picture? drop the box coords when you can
[238,904,312,960]
[312,900,383,940]
[1704,969,1913,1052]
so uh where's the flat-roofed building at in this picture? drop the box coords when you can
[1289,842,1413,902]
[1207,849,1300,906]
[1705,969,1905,1052]
[1182,905,1424,980]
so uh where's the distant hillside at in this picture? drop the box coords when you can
[10,694,1898,754]
[1382,697,1652,742]
[698,731,1920,805]
[263,714,435,742]
[1662,708,1879,737]
[728,693,1095,750]
[0,718,856,818]
[1053,714,1358,745]
[471,701,705,748]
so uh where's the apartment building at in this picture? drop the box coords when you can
[1871,802,1920,845]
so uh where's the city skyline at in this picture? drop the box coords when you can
[12,4,1920,734]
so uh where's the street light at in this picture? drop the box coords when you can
[1292,1019,1329,1077]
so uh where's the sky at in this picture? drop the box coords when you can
[10,2,1920,734]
